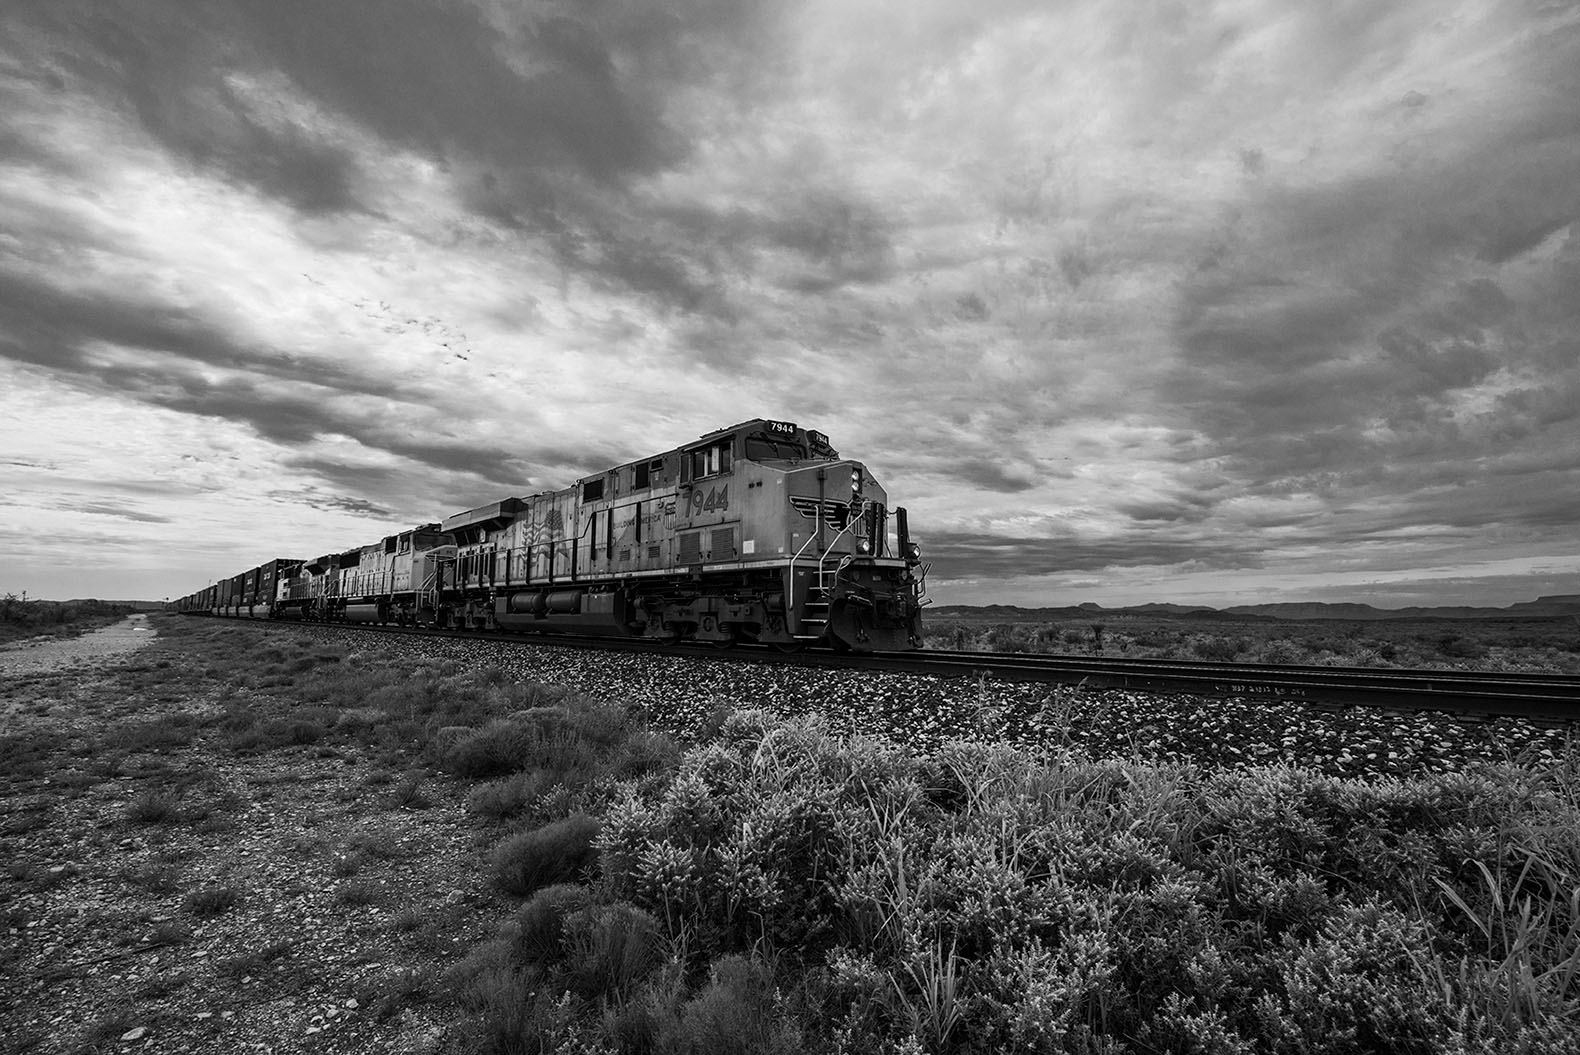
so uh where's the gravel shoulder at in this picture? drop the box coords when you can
[1,622,499,1055]
[0,616,157,681]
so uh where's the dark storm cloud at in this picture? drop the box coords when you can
[1115,496,1214,524]
[0,270,409,403]
[0,525,143,552]
[946,458,1039,494]
[769,191,896,293]
[265,490,396,521]
[0,268,542,488]
[282,457,403,494]
[0,251,669,509]
[49,500,173,524]
[472,176,899,319]
[8,0,712,202]
[11,2,361,213]
[230,0,697,183]
[1167,45,1580,496]
[5,0,901,319]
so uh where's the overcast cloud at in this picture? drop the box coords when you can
[2,0,1578,607]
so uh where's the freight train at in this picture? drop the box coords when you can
[173,419,928,651]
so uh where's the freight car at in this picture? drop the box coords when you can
[173,419,928,651]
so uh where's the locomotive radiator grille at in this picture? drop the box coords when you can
[711,528,734,559]
[678,532,702,564]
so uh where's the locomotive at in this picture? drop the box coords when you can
[173,419,928,651]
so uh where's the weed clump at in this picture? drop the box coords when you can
[182,885,241,918]
[123,788,183,825]
[492,814,601,897]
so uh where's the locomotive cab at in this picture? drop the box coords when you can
[670,419,925,650]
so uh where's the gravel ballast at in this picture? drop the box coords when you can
[300,622,1575,779]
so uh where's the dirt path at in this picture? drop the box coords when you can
[0,616,156,677]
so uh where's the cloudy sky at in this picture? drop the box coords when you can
[3,0,1579,608]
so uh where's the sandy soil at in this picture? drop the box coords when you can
[0,619,488,1054]
[0,616,156,677]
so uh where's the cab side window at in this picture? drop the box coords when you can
[689,442,733,480]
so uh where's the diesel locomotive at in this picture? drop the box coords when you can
[173,419,928,651]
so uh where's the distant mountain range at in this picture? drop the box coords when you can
[63,599,167,611]
[930,595,1580,622]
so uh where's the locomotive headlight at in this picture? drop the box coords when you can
[850,468,862,492]
[856,538,872,555]
[905,542,922,562]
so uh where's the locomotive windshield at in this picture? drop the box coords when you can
[744,435,806,461]
[741,421,838,462]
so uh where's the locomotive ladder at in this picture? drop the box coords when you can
[790,506,864,642]
[418,551,455,620]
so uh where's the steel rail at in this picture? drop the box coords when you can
[854,649,1580,722]
[178,615,1580,723]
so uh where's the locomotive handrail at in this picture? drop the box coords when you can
[783,502,867,640]
[814,507,865,587]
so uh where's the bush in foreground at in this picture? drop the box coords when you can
[492,813,601,897]
[453,709,1580,1054]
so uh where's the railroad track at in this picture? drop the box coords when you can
[204,615,1580,724]
[849,649,1580,723]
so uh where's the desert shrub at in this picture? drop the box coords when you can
[443,702,633,779]
[106,713,200,752]
[0,729,69,779]
[215,939,294,981]
[385,774,432,810]
[0,594,135,644]
[337,880,386,907]
[610,728,683,779]
[493,813,601,896]
[124,787,183,825]
[356,965,441,1022]
[449,707,1580,1052]
[468,769,562,819]
[123,863,182,894]
[224,709,329,753]
[561,902,664,1003]
[661,955,802,1055]
[985,625,1027,652]
[444,716,562,778]
[182,885,241,918]
[512,883,595,965]
[1438,633,1489,660]
[1276,898,1451,1052]
[1189,634,1248,661]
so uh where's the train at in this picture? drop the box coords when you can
[172,419,929,651]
